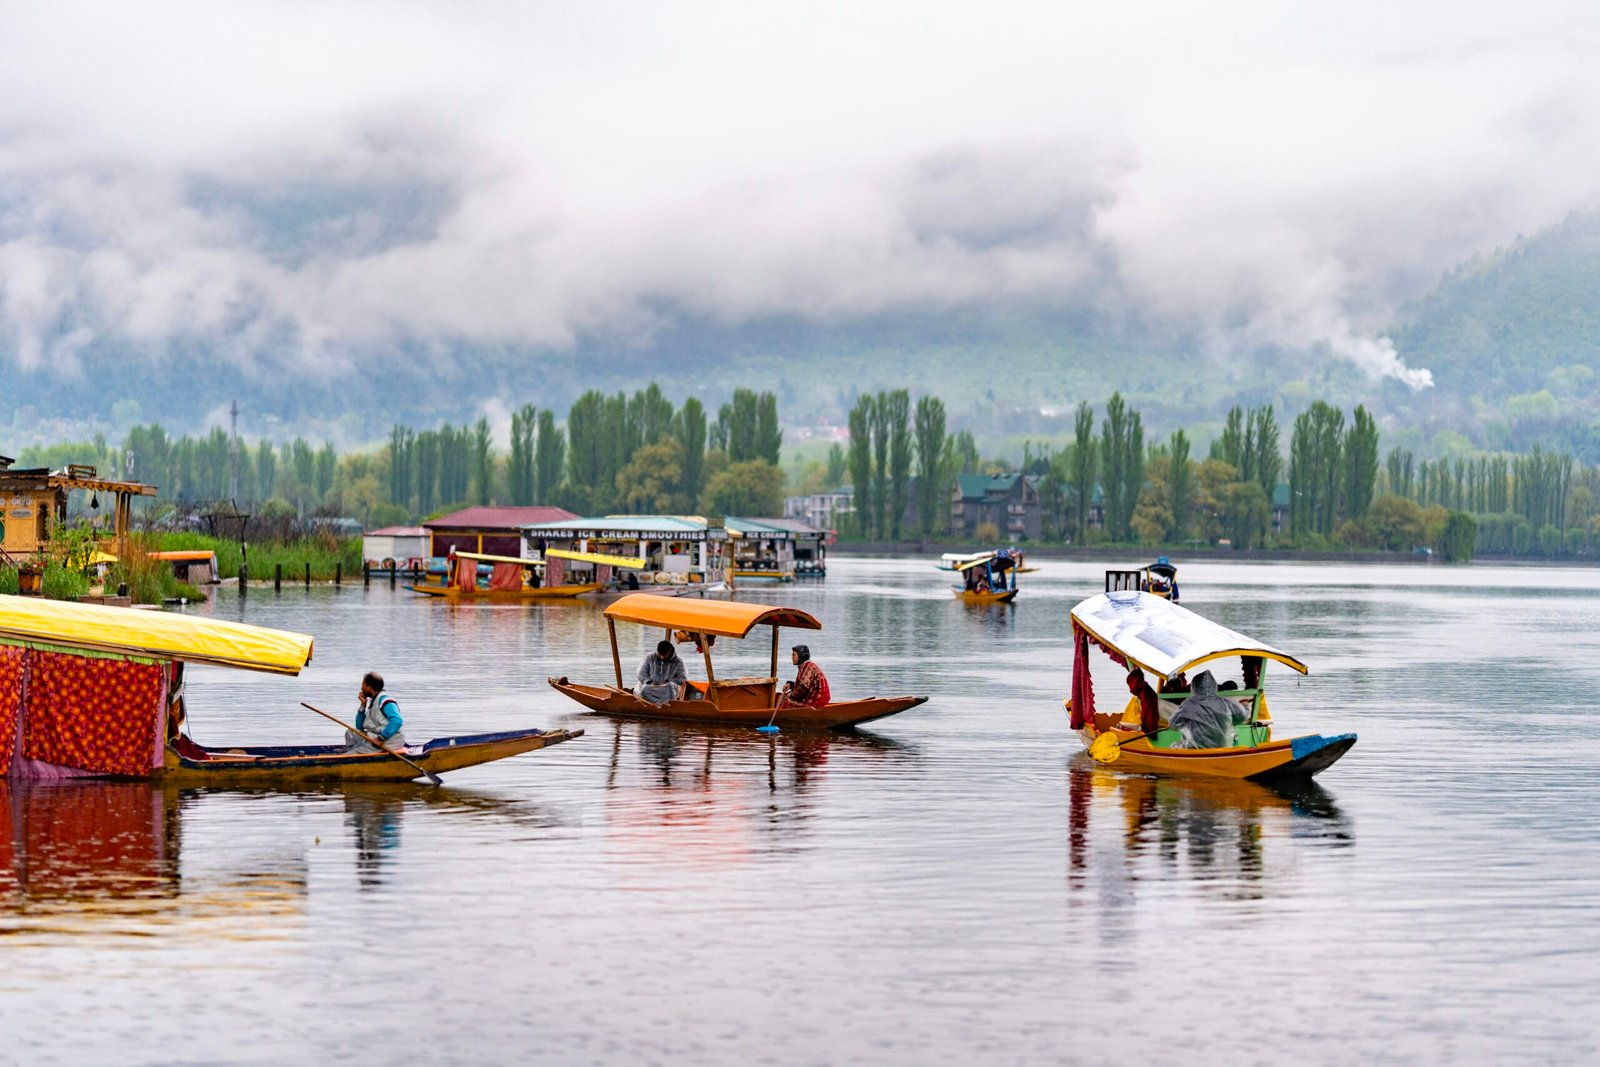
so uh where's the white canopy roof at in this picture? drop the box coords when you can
[1070,590,1307,679]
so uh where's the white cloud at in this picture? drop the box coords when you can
[2,1,1599,390]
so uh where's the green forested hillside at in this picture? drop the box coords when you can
[1387,211,1600,459]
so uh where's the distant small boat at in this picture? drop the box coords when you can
[1064,590,1355,781]
[0,595,580,784]
[407,550,605,600]
[942,549,1022,604]
[549,594,927,730]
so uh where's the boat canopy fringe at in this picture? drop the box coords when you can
[1070,620,1131,730]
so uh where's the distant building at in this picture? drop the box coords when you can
[784,486,854,531]
[950,474,1041,540]
[750,517,830,575]
[362,526,428,567]
[424,505,577,558]
[1272,483,1290,535]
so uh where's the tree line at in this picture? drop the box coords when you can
[15,385,791,528]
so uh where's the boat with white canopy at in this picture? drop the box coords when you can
[1064,590,1355,780]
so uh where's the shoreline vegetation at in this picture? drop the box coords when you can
[10,382,1599,573]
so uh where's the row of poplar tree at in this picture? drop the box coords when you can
[19,385,790,525]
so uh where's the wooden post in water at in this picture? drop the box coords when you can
[304,562,310,588]
[274,564,282,592]
[239,564,248,598]
[335,562,342,586]
[390,565,397,588]
[363,562,370,587]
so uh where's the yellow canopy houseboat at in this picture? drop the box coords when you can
[549,594,927,730]
[1065,590,1354,781]
[407,550,617,600]
[0,595,579,784]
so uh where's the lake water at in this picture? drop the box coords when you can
[2,557,1598,1065]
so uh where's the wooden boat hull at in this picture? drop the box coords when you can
[954,587,1018,604]
[407,582,602,600]
[549,677,925,730]
[1074,725,1355,782]
[154,728,582,784]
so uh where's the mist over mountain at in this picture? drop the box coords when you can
[4,3,1600,457]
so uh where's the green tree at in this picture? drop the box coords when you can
[756,392,782,465]
[1342,405,1380,522]
[672,397,708,505]
[870,392,891,538]
[1099,393,1144,541]
[535,410,564,503]
[701,459,786,516]
[913,396,947,537]
[1167,429,1192,541]
[1438,511,1477,562]
[826,443,846,489]
[471,418,493,505]
[1069,402,1097,543]
[883,389,912,540]
[847,396,875,538]
[616,438,688,513]
[509,404,537,505]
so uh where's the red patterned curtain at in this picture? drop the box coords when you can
[23,652,165,776]
[0,646,24,776]
[544,556,566,587]
[455,556,478,591]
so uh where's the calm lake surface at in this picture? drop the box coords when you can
[3,557,1598,1065]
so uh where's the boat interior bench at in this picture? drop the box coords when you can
[685,676,777,709]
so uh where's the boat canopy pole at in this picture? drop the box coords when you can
[771,626,779,678]
[700,636,717,705]
[608,618,623,689]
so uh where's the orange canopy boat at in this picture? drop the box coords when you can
[548,594,926,730]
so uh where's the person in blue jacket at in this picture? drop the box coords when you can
[346,670,407,752]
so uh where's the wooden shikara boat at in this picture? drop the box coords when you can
[161,728,577,785]
[548,594,927,730]
[944,549,1021,604]
[0,595,579,785]
[407,550,606,600]
[1064,591,1355,782]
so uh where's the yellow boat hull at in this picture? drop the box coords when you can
[954,588,1017,604]
[1074,725,1355,782]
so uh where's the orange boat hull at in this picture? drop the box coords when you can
[549,677,925,730]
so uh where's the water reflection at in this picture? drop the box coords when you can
[1066,758,1352,904]
[0,781,306,939]
[601,721,915,869]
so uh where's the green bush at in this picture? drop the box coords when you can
[1538,524,1562,556]
[1512,521,1533,554]
[1437,511,1477,562]
[41,565,92,601]
[1565,527,1587,557]
[0,568,17,595]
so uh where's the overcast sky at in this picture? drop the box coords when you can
[2,1,1598,390]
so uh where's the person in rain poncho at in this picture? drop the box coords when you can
[637,639,688,704]
[1168,669,1249,749]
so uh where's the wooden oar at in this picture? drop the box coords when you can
[301,702,443,786]
[1088,726,1162,765]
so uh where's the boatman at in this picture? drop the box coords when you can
[777,644,831,709]
[638,640,688,704]
[347,671,407,752]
